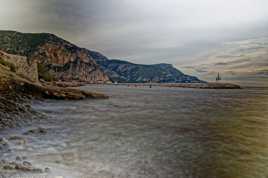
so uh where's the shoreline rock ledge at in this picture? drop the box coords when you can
[0,64,109,100]
[0,61,108,129]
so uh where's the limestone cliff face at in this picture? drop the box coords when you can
[0,50,38,82]
[0,31,110,83]
[31,43,110,82]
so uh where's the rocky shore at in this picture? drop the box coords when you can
[0,128,51,176]
[0,64,108,129]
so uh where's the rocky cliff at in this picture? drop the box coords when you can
[0,31,110,83]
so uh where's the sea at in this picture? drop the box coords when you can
[0,85,268,178]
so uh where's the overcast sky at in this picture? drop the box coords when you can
[0,0,268,64]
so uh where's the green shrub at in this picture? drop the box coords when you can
[38,63,54,82]
[0,58,16,72]
[9,64,16,72]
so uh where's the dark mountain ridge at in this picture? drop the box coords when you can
[96,59,201,83]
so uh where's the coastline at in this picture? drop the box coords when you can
[99,82,242,89]
[0,65,241,130]
[0,65,108,130]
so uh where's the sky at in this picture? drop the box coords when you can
[0,0,268,65]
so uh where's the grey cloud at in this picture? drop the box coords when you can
[0,0,268,65]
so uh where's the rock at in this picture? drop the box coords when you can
[24,127,47,135]
[44,167,50,173]
[22,161,32,167]
[2,162,16,170]
[9,77,109,100]
[0,137,9,147]
[22,156,27,160]
[15,156,22,161]
[8,135,27,145]
[0,159,43,173]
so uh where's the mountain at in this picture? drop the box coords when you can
[86,51,201,83]
[0,30,202,83]
[0,30,110,83]
[94,59,201,83]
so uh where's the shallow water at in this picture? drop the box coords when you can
[1,85,268,178]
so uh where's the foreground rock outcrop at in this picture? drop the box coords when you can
[0,61,108,129]
[0,32,110,129]
[0,66,108,99]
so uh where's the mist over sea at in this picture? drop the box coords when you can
[1,85,268,178]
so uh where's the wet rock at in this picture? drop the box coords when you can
[22,156,27,160]
[2,162,16,170]
[15,156,22,161]
[0,160,7,164]
[24,127,47,135]
[0,160,43,173]
[22,161,32,167]
[0,137,8,147]
[0,137,10,151]
[8,135,27,145]
[44,167,50,173]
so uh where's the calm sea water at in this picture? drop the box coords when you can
[1,85,268,178]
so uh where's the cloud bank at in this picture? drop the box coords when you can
[0,0,268,65]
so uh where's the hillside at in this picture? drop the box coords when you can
[86,51,202,83]
[96,59,201,83]
[0,30,202,83]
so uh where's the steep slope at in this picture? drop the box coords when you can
[0,31,110,83]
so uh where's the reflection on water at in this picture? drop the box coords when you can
[0,85,268,178]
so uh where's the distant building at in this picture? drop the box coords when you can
[216,72,222,81]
